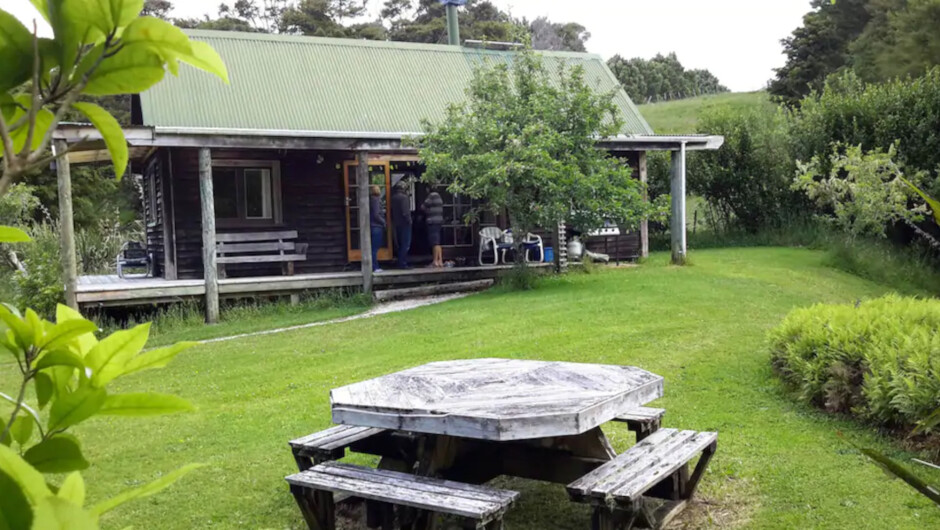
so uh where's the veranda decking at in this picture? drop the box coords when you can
[76,264,548,308]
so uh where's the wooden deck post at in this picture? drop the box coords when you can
[356,151,373,296]
[638,151,649,259]
[198,148,220,323]
[670,143,687,265]
[54,140,78,310]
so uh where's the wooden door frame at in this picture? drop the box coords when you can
[343,159,393,262]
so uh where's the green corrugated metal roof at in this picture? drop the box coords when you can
[138,30,653,136]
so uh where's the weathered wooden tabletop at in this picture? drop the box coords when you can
[330,358,663,441]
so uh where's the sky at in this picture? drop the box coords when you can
[6,0,813,92]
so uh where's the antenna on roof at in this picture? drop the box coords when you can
[438,0,467,46]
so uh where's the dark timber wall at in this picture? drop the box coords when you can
[583,151,642,261]
[169,148,353,279]
[162,148,642,280]
[142,153,166,277]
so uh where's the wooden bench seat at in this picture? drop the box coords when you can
[613,407,666,441]
[216,230,307,278]
[567,428,718,530]
[286,462,519,530]
[289,425,385,471]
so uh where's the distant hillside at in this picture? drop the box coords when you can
[639,91,774,134]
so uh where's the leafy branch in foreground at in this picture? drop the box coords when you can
[0,303,199,528]
[0,0,229,198]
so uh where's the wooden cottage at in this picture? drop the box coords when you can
[54,30,722,318]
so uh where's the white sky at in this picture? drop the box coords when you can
[6,0,812,92]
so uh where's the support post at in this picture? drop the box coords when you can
[638,151,649,259]
[198,148,219,323]
[356,151,373,296]
[54,140,78,310]
[670,143,687,265]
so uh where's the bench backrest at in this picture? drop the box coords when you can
[216,230,298,244]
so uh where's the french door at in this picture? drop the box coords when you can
[343,160,393,262]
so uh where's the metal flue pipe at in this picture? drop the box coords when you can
[440,0,466,46]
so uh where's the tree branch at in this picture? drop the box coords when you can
[23,23,42,156]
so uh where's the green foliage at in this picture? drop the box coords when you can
[607,52,728,105]
[0,0,228,197]
[794,144,932,240]
[686,105,804,232]
[496,261,542,291]
[769,295,940,432]
[792,69,940,198]
[771,0,940,104]
[0,303,199,529]
[419,47,664,261]
[10,222,65,317]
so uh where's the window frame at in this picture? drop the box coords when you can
[211,160,282,228]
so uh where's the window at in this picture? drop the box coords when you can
[438,188,483,247]
[212,161,281,226]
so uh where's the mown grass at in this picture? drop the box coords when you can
[4,248,938,529]
[639,91,774,134]
[90,289,372,347]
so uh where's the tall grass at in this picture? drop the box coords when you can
[651,222,940,295]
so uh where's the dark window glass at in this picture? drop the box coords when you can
[213,168,238,219]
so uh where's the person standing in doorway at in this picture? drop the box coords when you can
[423,190,444,267]
[391,181,413,269]
[369,185,386,273]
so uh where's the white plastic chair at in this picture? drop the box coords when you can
[522,233,544,263]
[479,226,504,265]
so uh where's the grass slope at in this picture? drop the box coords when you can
[10,249,938,529]
[639,91,774,134]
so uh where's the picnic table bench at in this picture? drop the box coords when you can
[215,230,307,278]
[287,462,518,530]
[286,359,717,530]
[567,428,718,530]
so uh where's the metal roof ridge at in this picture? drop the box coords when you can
[182,29,605,59]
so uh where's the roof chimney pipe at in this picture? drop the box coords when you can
[440,0,466,46]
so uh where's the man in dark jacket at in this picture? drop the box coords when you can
[391,181,413,269]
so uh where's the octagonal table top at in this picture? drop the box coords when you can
[330,358,664,441]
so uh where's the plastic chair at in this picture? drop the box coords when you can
[116,241,152,279]
[478,226,504,265]
[522,233,544,263]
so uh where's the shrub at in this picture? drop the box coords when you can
[498,262,542,290]
[792,69,940,198]
[688,105,806,232]
[769,295,940,433]
[11,222,65,317]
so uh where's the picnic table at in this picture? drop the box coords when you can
[286,359,717,530]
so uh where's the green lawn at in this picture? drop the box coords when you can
[639,91,774,134]
[11,248,939,529]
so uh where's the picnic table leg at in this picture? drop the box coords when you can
[290,484,335,530]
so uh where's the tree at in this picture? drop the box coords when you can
[852,0,940,81]
[607,53,727,104]
[768,0,871,105]
[419,48,666,266]
[528,17,590,52]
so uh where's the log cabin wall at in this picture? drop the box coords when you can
[169,148,355,279]
[142,152,166,277]
[163,148,642,280]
